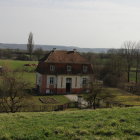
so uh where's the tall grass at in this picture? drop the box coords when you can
[0,107,140,140]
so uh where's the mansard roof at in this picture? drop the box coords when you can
[39,49,90,64]
[36,49,93,74]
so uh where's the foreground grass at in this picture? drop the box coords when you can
[0,107,140,140]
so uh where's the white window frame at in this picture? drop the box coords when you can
[50,77,54,85]
[83,65,88,73]
[82,78,87,85]
[50,65,55,71]
[67,65,72,72]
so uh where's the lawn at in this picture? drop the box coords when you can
[103,88,140,106]
[24,95,70,106]
[0,107,140,140]
[20,72,36,88]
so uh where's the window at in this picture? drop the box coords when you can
[82,78,87,85]
[83,65,88,73]
[50,77,54,84]
[50,89,54,94]
[50,65,55,71]
[67,65,72,72]
[66,78,72,83]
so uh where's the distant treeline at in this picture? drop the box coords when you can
[0,48,48,61]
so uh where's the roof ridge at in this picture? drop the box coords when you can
[39,49,90,64]
[45,50,54,62]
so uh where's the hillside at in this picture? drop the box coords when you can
[0,107,140,140]
[0,43,110,53]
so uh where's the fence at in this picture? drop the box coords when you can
[0,102,78,113]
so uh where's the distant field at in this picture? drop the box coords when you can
[0,59,37,70]
[0,59,37,87]
[20,72,36,88]
[0,107,140,140]
[130,71,140,82]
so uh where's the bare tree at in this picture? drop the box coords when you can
[0,68,29,113]
[34,48,44,60]
[134,42,140,83]
[84,80,112,109]
[100,49,126,87]
[122,41,136,82]
[27,32,34,60]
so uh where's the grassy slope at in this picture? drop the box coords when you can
[24,95,70,106]
[0,107,140,140]
[106,88,140,106]
[0,60,70,106]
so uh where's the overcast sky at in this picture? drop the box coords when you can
[0,0,140,48]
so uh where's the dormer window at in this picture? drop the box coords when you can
[67,65,72,72]
[83,65,88,73]
[50,65,55,71]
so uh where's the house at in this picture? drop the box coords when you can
[36,48,93,94]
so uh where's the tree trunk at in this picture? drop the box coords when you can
[93,98,96,109]
[128,65,130,82]
[135,55,139,83]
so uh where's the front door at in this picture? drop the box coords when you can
[66,78,72,93]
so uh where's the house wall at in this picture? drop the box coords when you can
[36,73,42,86]
[37,73,91,94]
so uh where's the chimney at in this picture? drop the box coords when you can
[73,49,77,52]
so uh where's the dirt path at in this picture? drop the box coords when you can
[64,95,78,102]
[65,94,88,107]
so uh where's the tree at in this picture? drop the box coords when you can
[34,48,44,60]
[84,80,111,109]
[122,41,136,82]
[84,81,102,109]
[134,42,140,83]
[0,68,29,113]
[101,49,126,87]
[27,32,34,60]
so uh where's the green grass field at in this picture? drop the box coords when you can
[0,59,37,87]
[0,59,37,70]
[0,107,140,140]
[105,88,140,106]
